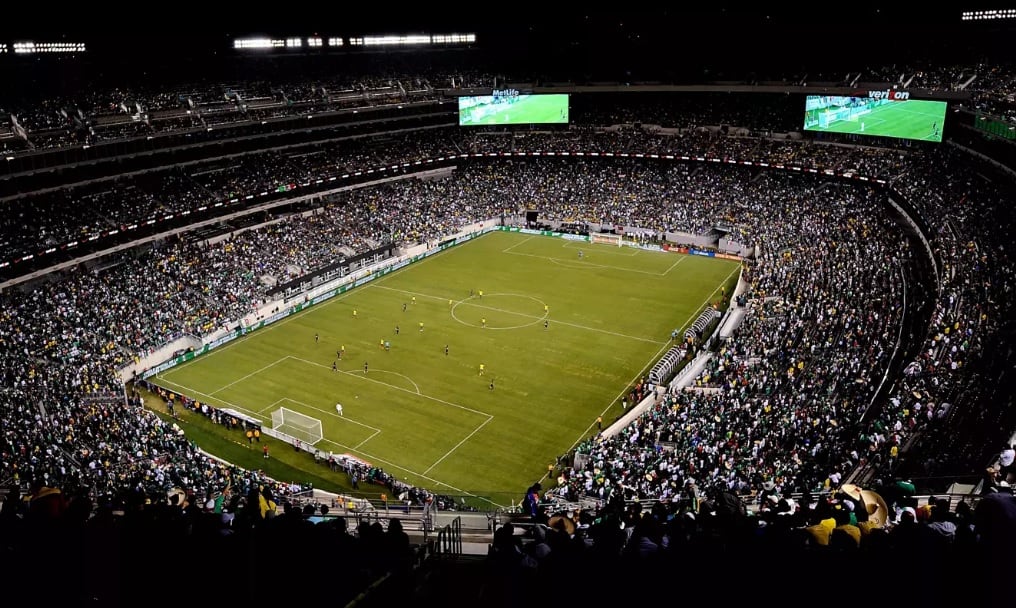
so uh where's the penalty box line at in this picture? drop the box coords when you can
[287,355,493,420]
[314,436,507,510]
[152,374,265,422]
[561,241,639,257]
[290,356,497,484]
[209,356,290,396]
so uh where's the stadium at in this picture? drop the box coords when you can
[2,8,1016,606]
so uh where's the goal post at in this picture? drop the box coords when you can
[591,233,622,247]
[271,407,323,445]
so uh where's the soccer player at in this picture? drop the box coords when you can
[332,361,337,372]
[335,403,343,416]
[448,299,453,308]
[315,333,319,343]
[578,250,584,259]
[444,344,449,356]
[544,319,549,330]
[481,318,487,328]
[479,363,485,376]
[478,290,483,298]
[353,310,358,319]
[380,337,385,350]
[419,322,424,332]
[403,302,407,313]
[364,361,368,374]
[489,378,495,391]
[544,304,549,314]
[412,296,417,305]
[384,341,390,352]
[395,325,400,335]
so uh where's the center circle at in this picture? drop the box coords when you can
[450,293,549,330]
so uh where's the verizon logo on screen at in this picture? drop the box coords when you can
[867,89,910,100]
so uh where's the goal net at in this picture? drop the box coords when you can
[271,407,323,445]
[591,233,622,247]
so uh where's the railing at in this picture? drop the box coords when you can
[412,516,463,565]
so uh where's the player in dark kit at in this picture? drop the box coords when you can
[364,361,368,374]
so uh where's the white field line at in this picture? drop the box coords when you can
[259,398,287,414]
[561,241,638,256]
[551,263,742,483]
[278,397,382,449]
[288,356,493,419]
[314,437,505,509]
[505,249,670,275]
[153,375,264,421]
[209,356,290,396]
[423,416,495,475]
[370,284,666,344]
[501,235,536,253]
[662,255,688,276]
[162,233,479,377]
[161,289,362,376]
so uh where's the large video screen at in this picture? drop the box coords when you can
[458,94,569,126]
[804,94,947,142]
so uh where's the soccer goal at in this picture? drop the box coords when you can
[271,407,323,445]
[591,233,622,247]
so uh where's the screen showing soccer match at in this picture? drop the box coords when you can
[458,93,569,126]
[803,94,947,142]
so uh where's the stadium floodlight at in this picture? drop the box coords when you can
[234,38,274,49]
[286,37,302,48]
[13,41,85,54]
[362,35,431,46]
[307,37,322,47]
[432,33,477,44]
[961,9,1016,20]
[328,37,344,46]
[349,37,364,46]
[0,44,6,54]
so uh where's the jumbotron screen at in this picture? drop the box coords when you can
[458,94,569,126]
[804,94,947,142]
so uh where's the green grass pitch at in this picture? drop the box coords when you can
[152,231,739,506]
[807,99,946,142]
[459,94,569,126]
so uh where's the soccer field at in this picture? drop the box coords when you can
[459,94,569,125]
[153,231,739,506]
[809,99,945,141]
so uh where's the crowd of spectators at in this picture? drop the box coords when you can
[1,97,1015,605]
[5,58,1016,159]
[3,136,1012,507]
[550,174,917,503]
[1,126,913,266]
